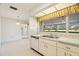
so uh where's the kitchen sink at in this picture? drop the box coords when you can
[42,35,54,38]
[42,35,59,39]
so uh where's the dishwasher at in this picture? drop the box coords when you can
[31,35,39,51]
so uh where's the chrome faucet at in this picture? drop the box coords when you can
[50,32,59,38]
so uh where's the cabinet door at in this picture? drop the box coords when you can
[39,40,46,55]
[46,44,56,56]
[57,48,68,56]
[39,39,56,56]
[31,38,35,48]
[31,38,39,51]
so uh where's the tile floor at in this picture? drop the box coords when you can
[0,39,41,56]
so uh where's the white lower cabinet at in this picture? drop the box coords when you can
[39,39,56,56]
[39,38,79,56]
[68,51,79,56]
[57,48,79,56]
[39,40,46,55]
[57,48,67,56]
[31,38,39,51]
[46,44,56,56]
[57,42,79,56]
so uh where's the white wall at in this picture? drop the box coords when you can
[0,16,1,55]
[0,16,1,45]
[1,17,21,44]
[29,17,39,35]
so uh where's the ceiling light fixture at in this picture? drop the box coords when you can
[16,22,20,25]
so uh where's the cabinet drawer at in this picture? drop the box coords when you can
[42,38,56,47]
[45,40,56,46]
[57,47,79,56]
[57,42,79,54]
[57,42,68,49]
[68,51,79,56]
[66,45,79,54]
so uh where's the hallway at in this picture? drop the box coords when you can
[1,39,40,56]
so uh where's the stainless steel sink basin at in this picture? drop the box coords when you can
[42,35,59,38]
[42,35,54,38]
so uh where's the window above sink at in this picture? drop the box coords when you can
[42,16,66,32]
[40,12,79,33]
[68,13,79,33]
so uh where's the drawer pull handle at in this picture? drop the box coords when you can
[64,52,66,56]
[70,54,72,56]
[66,47,70,49]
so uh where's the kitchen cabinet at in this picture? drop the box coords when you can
[38,36,79,56]
[57,47,79,56]
[68,51,79,56]
[46,43,56,56]
[57,48,67,56]
[39,40,46,55]
[31,36,39,51]
[39,38,56,56]
[57,42,79,56]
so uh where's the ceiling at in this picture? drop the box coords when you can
[0,3,76,24]
[0,3,77,20]
[0,3,51,22]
